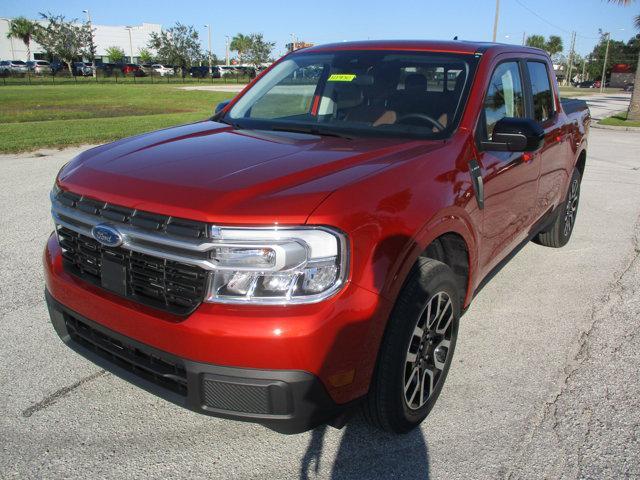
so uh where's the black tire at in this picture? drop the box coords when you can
[363,257,460,433]
[535,168,581,248]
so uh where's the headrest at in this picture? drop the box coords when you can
[405,74,428,91]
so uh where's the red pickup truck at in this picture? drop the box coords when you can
[44,40,589,434]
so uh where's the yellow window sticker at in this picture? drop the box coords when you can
[328,74,356,82]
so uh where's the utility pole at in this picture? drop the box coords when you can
[566,31,576,86]
[522,31,526,46]
[492,0,500,42]
[225,35,230,66]
[600,32,611,93]
[205,24,212,74]
[581,57,587,82]
[125,26,134,64]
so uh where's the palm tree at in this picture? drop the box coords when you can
[230,33,252,64]
[6,17,39,61]
[609,0,640,120]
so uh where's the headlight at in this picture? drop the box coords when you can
[206,226,348,304]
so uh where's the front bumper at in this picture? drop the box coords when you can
[44,234,393,431]
[46,291,354,433]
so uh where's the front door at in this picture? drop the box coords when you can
[474,59,541,277]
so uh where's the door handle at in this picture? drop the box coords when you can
[469,159,484,210]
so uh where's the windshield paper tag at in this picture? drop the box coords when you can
[328,74,356,82]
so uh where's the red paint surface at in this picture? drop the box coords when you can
[47,41,589,404]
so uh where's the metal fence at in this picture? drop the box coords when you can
[0,71,252,86]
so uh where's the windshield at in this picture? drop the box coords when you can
[226,50,477,139]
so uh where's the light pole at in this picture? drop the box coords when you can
[225,35,230,66]
[600,32,611,93]
[125,26,134,64]
[83,9,96,76]
[204,24,212,74]
[492,0,500,42]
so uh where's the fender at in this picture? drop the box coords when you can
[381,205,480,309]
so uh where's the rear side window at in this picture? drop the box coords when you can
[527,61,554,122]
[483,61,525,138]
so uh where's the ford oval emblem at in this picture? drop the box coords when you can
[91,224,123,247]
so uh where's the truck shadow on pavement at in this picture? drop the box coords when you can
[299,418,430,479]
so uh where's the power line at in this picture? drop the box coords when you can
[513,0,600,40]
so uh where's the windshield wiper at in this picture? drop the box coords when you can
[270,124,354,140]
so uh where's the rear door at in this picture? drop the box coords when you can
[524,59,568,213]
[474,58,541,277]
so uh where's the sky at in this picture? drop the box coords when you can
[1,0,638,59]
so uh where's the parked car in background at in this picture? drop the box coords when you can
[50,61,67,75]
[26,60,51,75]
[151,64,174,76]
[95,63,119,76]
[140,64,154,75]
[73,62,94,76]
[121,64,143,76]
[576,80,595,88]
[236,66,257,78]
[623,83,634,92]
[189,65,221,78]
[0,60,28,75]
[592,80,610,89]
[218,65,237,77]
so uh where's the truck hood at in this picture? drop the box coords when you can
[59,120,443,224]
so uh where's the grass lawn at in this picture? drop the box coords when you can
[599,111,640,127]
[0,84,235,153]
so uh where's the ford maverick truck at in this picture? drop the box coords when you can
[44,41,589,434]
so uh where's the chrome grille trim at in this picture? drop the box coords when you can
[51,192,279,272]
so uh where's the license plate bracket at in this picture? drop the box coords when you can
[101,254,127,296]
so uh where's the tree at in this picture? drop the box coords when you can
[148,23,202,71]
[105,46,125,63]
[545,35,564,59]
[244,34,275,68]
[6,17,39,61]
[525,35,546,50]
[230,33,252,63]
[33,13,89,74]
[138,48,154,64]
[609,0,640,120]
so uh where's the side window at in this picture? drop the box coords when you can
[527,61,554,123]
[483,62,525,138]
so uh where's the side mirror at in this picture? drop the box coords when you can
[214,100,231,115]
[482,117,544,152]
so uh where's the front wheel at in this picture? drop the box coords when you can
[363,258,460,433]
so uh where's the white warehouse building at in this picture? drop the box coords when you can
[0,17,162,63]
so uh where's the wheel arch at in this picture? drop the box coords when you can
[381,210,479,310]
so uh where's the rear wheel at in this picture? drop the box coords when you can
[535,168,581,248]
[363,257,460,433]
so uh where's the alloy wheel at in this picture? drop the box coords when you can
[403,291,454,410]
[564,179,580,237]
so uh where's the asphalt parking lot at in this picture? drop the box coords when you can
[1,96,639,479]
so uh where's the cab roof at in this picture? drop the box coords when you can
[302,40,546,56]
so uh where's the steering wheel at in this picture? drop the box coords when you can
[396,113,446,132]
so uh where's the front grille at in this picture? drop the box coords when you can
[64,313,188,396]
[58,226,208,315]
[55,189,209,239]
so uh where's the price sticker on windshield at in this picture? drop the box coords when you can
[328,74,356,82]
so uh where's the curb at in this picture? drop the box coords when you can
[592,122,640,132]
